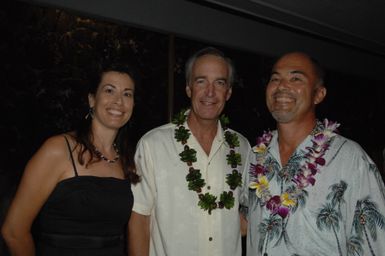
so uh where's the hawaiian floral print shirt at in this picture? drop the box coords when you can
[244,131,385,256]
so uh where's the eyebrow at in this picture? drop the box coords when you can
[290,70,306,76]
[103,83,116,88]
[270,70,306,76]
[193,76,228,82]
[103,84,134,91]
[270,71,279,76]
[193,76,206,80]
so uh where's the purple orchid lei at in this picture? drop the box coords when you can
[249,119,340,219]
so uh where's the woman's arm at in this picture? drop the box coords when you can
[1,136,68,256]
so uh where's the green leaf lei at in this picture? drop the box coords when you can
[172,109,243,214]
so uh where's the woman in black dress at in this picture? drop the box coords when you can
[2,60,140,255]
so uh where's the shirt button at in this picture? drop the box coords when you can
[209,237,213,241]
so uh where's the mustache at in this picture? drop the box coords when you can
[272,90,296,99]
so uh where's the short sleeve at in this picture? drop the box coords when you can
[131,137,156,215]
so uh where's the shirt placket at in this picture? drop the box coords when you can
[206,136,224,255]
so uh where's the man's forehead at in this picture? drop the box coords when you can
[271,67,307,75]
[192,56,229,73]
[272,54,314,75]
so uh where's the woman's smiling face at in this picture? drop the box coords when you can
[89,71,135,131]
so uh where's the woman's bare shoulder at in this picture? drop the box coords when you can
[40,133,76,155]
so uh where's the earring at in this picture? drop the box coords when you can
[85,107,94,120]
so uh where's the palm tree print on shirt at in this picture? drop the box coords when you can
[258,215,282,255]
[326,180,347,215]
[351,197,385,256]
[316,202,343,256]
[316,180,348,256]
[257,153,305,255]
[367,161,385,201]
[347,235,363,256]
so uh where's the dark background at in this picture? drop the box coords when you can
[1,1,384,254]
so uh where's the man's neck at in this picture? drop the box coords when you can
[187,113,218,156]
[277,117,317,166]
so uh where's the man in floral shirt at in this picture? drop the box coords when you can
[244,52,385,256]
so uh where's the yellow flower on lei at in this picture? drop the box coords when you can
[249,176,269,198]
[281,192,296,207]
[253,144,267,154]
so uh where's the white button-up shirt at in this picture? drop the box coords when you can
[132,119,250,256]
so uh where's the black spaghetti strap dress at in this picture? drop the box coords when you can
[34,136,133,256]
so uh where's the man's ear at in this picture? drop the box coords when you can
[226,87,233,101]
[314,86,326,105]
[185,85,192,98]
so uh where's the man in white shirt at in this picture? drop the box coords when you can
[128,47,251,256]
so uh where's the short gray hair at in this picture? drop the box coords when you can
[185,47,235,87]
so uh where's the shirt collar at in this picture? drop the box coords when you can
[183,109,225,147]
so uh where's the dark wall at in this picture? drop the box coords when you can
[24,0,385,81]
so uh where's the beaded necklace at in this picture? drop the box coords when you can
[92,143,120,164]
[249,119,339,218]
[172,110,243,214]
